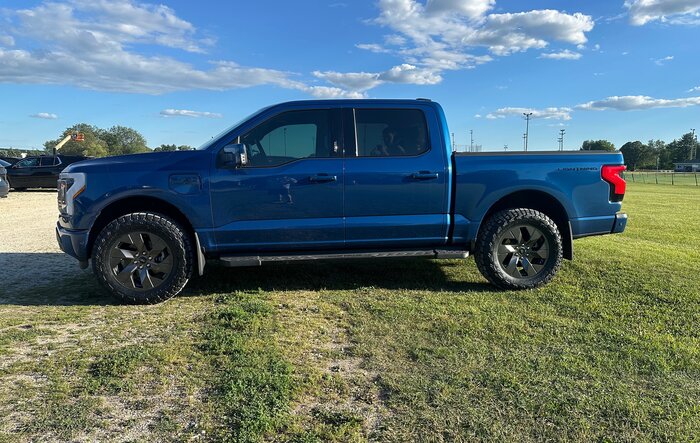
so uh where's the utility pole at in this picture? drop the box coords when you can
[470,130,474,152]
[558,129,565,151]
[523,112,533,152]
[691,128,696,160]
[522,133,527,150]
[451,132,455,151]
[504,144,508,152]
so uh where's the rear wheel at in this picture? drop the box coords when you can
[475,208,562,290]
[92,212,194,304]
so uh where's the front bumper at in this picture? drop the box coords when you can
[56,223,90,265]
[0,178,8,198]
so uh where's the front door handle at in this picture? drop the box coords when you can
[410,171,439,180]
[309,174,337,183]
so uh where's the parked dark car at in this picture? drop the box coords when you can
[0,156,20,165]
[7,155,90,190]
[0,160,9,198]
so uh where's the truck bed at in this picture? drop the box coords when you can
[451,150,625,244]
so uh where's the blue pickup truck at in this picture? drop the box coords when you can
[56,99,627,303]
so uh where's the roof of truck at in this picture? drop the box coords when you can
[272,98,436,106]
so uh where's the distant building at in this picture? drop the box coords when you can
[674,159,700,172]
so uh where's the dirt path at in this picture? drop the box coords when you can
[0,191,90,295]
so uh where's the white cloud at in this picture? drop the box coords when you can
[485,107,573,120]
[30,112,58,119]
[625,0,700,25]
[302,86,366,99]
[355,43,390,53]
[0,1,305,95]
[424,0,495,18]
[539,49,582,60]
[328,0,593,94]
[0,35,14,47]
[576,95,700,111]
[313,64,441,92]
[688,86,700,92]
[160,109,222,118]
[654,55,674,65]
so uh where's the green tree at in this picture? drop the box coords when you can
[103,126,149,155]
[152,144,193,152]
[620,141,653,170]
[581,140,616,152]
[666,132,699,164]
[44,124,109,157]
[153,144,178,152]
[646,139,672,170]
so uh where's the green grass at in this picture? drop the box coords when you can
[1,183,698,442]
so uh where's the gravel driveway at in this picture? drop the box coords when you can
[0,191,90,296]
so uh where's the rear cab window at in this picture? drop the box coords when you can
[350,108,429,157]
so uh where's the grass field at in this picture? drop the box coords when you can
[0,183,699,442]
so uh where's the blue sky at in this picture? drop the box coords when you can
[0,0,699,151]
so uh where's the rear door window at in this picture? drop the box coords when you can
[353,109,429,157]
[39,156,58,167]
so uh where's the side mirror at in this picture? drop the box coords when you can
[222,143,248,168]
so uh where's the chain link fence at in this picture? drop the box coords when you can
[622,171,699,186]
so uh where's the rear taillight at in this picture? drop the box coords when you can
[602,165,626,202]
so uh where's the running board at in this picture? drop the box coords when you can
[218,249,469,268]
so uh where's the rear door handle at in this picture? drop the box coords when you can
[410,171,439,180]
[309,174,337,183]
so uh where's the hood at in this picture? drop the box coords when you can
[64,150,207,174]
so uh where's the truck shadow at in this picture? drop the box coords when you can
[189,259,493,295]
[0,253,492,306]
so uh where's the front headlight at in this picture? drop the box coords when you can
[58,172,86,215]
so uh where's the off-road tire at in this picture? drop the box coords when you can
[475,208,563,290]
[92,212,193,304]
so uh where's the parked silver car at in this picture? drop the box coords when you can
[0,159,9,198]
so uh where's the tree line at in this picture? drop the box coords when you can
[580,131,699,170]
[0,123,192,159]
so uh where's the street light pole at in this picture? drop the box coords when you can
[523,112,533,152]
[470,130,474,152]
[558,129,565,151]
[522,133,527,150]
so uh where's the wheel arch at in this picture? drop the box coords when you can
[476,190,573,260]
[87,196,204,272]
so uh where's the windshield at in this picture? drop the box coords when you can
[197,106,272,150]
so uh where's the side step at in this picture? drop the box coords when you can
[219,248,469,268]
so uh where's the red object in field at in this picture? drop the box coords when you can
[602,164,627,202]
[72,132,85,142]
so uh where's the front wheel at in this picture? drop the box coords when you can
[475,208,563,290]
[92,213,194,304]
